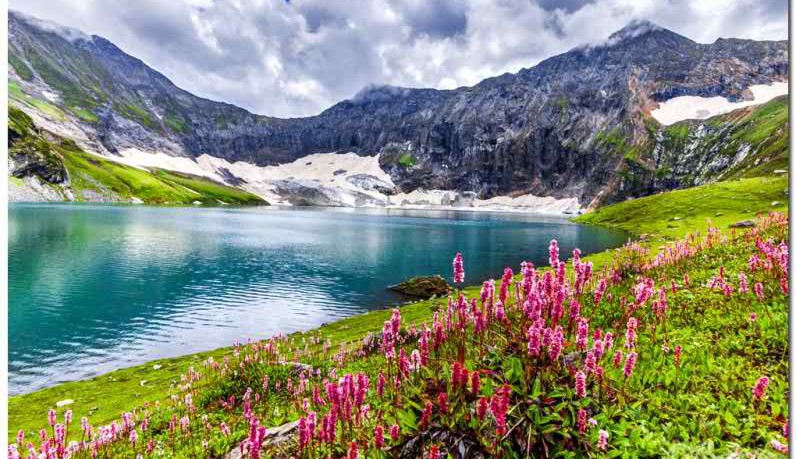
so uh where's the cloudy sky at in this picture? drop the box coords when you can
[10,0,788,117]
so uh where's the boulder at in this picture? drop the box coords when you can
[389,275,451,298]
[729,220,756,228]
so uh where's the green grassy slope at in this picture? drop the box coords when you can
[9,175,788,448]
[576,176,788,238]
[8,105,266,206]
[60,147,265,205]
[612,96,788,203]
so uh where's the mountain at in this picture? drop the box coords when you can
[8,12,789,209]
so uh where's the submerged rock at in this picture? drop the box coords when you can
[389,275,451,298]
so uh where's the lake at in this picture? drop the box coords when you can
[8,203,627,394]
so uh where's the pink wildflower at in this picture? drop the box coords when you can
[575,370,587,398]
[576,317,589,350]
[625,317,638,349]
[593,339,605,361]
[594,278,607,305]
[419,401,433,429]
[549,239,560,269]
[438,392,448,413]
[527,326,542,357]
[623,352,637,379]
[548,326,563,362]
[577,409,588,435]
[348,441,359,459]
[453,253,465,284]
[754,282,764,300]
[738,272,749,293]
[674,345,682,368]
[390,424,400,441]
[569,298,581,320]
[374,425,385,449]
[753,376,770,400]
[476,397,489,421]
[471,371,481,395]
[490,385,511,435]
[597,430,609,451]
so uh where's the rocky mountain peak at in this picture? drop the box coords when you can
[607,20,665,41]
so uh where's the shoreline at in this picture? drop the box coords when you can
[8,198,582,218]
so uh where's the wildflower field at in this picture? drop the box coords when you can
[9,177,790,459]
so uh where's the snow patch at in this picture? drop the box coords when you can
[94,150,581,215]
[42,90,59,102]
[651,82,788,125]
[97,148,224,181]
[195,152,395,203]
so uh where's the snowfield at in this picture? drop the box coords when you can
[650,81,788,125]
[92,150,582,215]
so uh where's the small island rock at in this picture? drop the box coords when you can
[389,275,451,298]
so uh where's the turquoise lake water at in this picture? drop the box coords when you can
[9,203,627,394]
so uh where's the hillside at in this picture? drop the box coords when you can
[9,106,267,205]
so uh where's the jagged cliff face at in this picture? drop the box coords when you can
[8,12,789,206]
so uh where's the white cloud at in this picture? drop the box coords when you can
[9,0,788,117]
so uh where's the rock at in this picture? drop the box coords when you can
[714,212,723,217]
[192,200,202,205]
[56,399,74,407]
[344,173,396,195]
[224,420,299,459]
[452,192,477,208]
[272,180,386,207]
[333,169,347,176]
[152,364,162,370]
[130,197,144,204]
[389,275,451,298]
[774,169,787,174]
[397,427,487,459]
[771,201,781,207]
[729,220,756,228]
[669,216,681,221]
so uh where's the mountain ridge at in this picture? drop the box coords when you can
[8,11,789,208]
